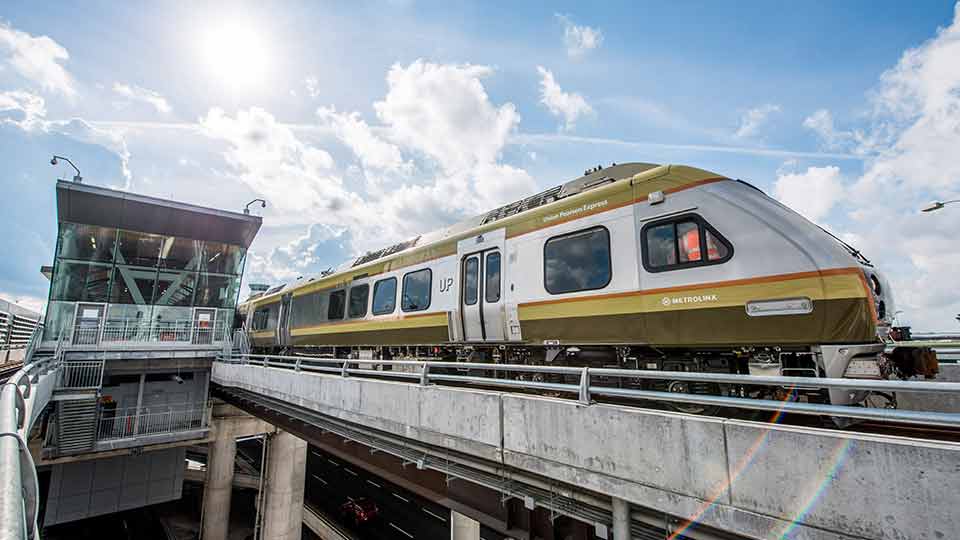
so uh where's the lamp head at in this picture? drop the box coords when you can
[50,156,58,166]
[922,201,945,213]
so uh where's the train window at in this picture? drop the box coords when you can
[543,226,612,295]
[328,290,346,320]
[485,252,501,303]
[641,214,733,272]
[401,268,432,312]
[464,257,479,306]
[372,277,397,315]
[348,284,369,318]
[266,303,280,331]
[291,292,321,328]
[252,307,270,330]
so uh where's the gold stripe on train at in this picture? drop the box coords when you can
[289,312,447,337]
[518,270,867,321]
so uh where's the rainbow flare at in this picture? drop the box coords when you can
[666,389,854,539]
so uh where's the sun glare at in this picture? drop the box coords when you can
[202,20,270,89]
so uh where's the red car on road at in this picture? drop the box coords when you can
[339,498,379,525]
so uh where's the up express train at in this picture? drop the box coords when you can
[239,163,896,409]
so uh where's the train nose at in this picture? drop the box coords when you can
[862,268,895,330]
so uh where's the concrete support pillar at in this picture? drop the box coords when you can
[202,433,236,540]
[261,430,308,540]
[612,497,630,540]
[451,510,480,540]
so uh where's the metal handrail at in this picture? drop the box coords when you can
[57,360,105,390]
[97,403,209,441]
[0,328,62,540]
[68,319,230,347]
[217,352,960,428]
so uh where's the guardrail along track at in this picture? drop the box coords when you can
[217,353,960,435]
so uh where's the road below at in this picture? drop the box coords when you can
[238,438,507,540]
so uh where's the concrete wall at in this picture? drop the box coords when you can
[213,363,960,540]
[44,447,186,526]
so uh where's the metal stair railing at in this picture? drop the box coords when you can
[0,326,63,540]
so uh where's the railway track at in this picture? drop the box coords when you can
[0,361,24,382]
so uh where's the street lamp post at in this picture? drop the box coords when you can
[50,155,82,183]
[244,199,267,215]
[921,199,960,213]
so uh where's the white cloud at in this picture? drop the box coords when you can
[199,107,352,215]
[774,165,845,223]
[555,14,603,58]
[316,106,409,173]
[305,76,320,99]
[0,21,75,96]
[206,60,537,283]
[807,3,960,330]
[374,60,520,174]
[113,82,172,114]
[735,104,780,138]
[802,109,849,150]
[536,66,593,132]
[48,118,133,187]
[0,90,46,130]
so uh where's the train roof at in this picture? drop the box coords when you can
[245,162,723,306]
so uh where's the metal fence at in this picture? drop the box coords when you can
[218,353,960,428]
[57,360,104,390]
[70,320,229,348]
[97,403,208,441]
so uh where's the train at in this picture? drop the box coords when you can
[237,162,905,411]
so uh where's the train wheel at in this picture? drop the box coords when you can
[665,380,721,416]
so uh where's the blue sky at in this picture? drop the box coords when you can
[0,1,958,330]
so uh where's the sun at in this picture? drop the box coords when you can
[202,20,270,89]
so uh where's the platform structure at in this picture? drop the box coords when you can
[212,352,960,540]
[0,179,262,538]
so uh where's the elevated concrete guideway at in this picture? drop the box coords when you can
[212,360,960,540]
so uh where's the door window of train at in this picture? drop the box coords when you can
[543,226,612,295]
[252,308,269,330]
[266,303,280,330]
[348,284,369,318]
[485,252,501,303]
[642,215,733,272]
[464,257,479,306]
[401,268,432,312]
[328,290,346,320]
[372,277,397,315]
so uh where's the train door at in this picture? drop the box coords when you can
[458,229,505,342]
[277,293,292,347]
